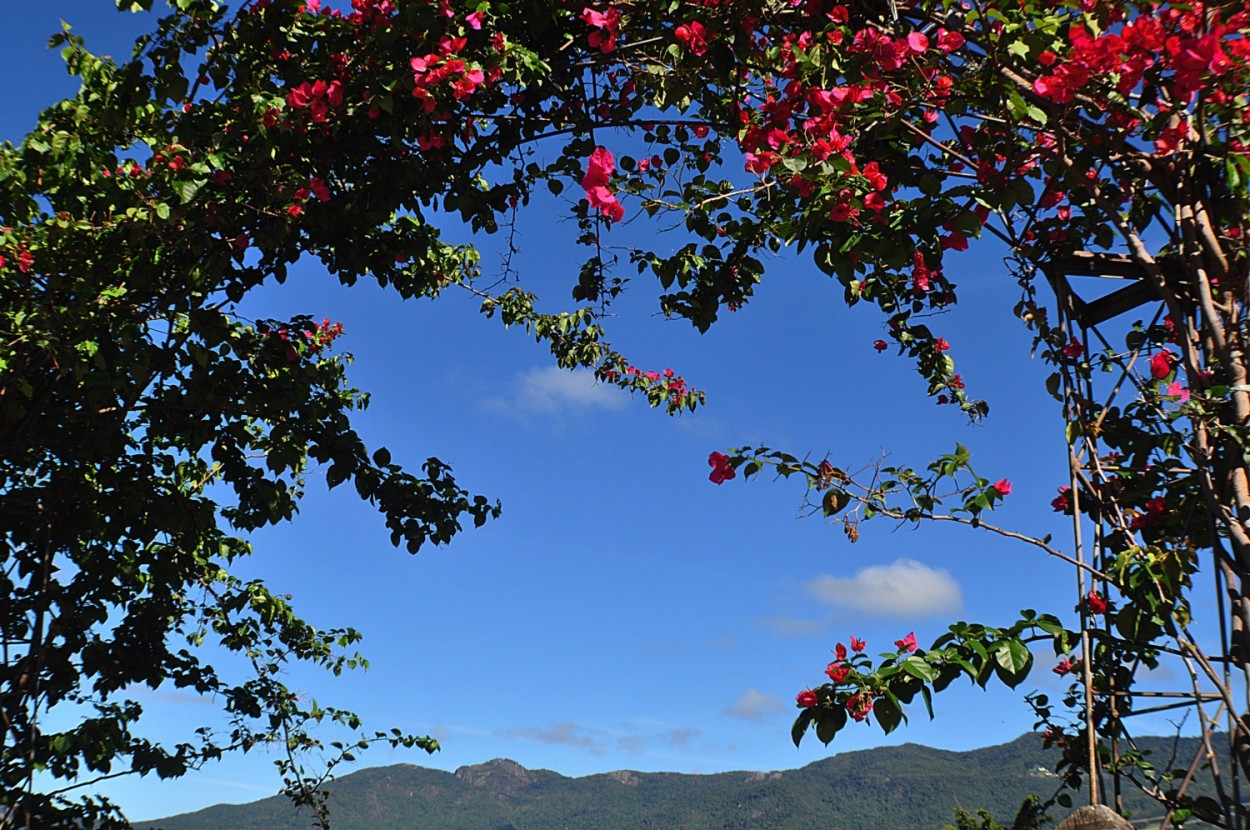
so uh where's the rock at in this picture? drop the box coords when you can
[454,759,533,793]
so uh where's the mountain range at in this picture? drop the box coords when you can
[137,734,1212,830]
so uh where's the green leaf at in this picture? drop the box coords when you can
[791,708,815,747]
[154,202,171,220]
[822,488,850,516]
[900,655,937,682]
[178,178,205,204]
[815,705,847,745]
[993,640,1033,688]
[874,692,905,734]
[1191,796,1223,823]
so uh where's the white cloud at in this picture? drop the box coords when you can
[488,366,626,415]
[725,689,785,721]
[805,558,963,617]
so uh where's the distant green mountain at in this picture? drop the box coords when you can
[136,734,1212,830]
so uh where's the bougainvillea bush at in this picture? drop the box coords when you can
[0,0,1245,826]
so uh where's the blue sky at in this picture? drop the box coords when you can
[5,3,1183,823]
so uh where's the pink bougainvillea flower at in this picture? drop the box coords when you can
[1166,381,1190,402]
[1150,350,1177,379]
[581,146,624,221]
[464,10,484,29]
[993,479,1012,496]
[708,451,736,484]
[894,632,918,652]
[1086,591,1108,615]
[796,689,819,708]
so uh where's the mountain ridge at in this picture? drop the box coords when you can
[135,734,1209,830]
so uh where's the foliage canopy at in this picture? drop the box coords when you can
[1,0,1247,826]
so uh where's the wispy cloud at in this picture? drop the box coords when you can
[497,722,604,753]
[725,689,785,721]
[756,615,829,637]
[485,367,625,416]
[805,558,963,617]
[661,728,702,748]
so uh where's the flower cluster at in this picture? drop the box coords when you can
[796,633,924,726]
[596,360,703,413]
[260,318,345,364]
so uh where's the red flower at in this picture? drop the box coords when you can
[861,161,888,191]
[1061,338,1084,359]
[1051,486,1072,513]
[993,479,1012,496]
[796,689,819,708]
[674,20,710,56]
[825,662,850,682]
[834,642,847,661]
[1053,657,1074,675]
[829,200,860,222]
[708,451,736,485]
[16,249,34,273]
[581,7,621,53]
[873,339,888,352]
[1150,350,1176,379]
[935,28,964,52]
[309,176,332,203]
[894,632,918,652]
[1130,496,1167,530]
[1087,591,1108,615]
[845,693,873,722]
[581,147,624,222]
[850,636,867,652]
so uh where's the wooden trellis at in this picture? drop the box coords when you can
[1044,251,1243,829]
